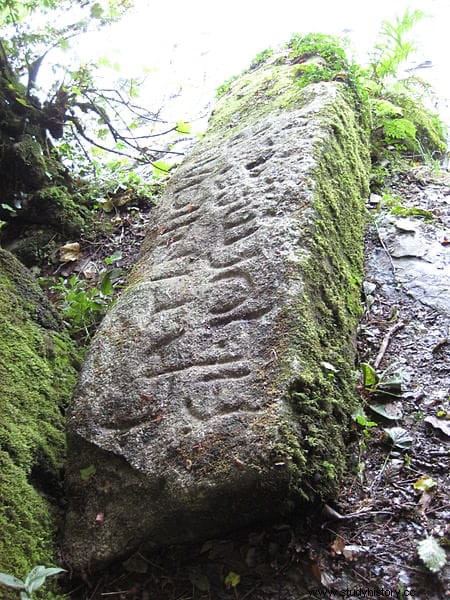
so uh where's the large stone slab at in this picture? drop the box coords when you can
[64,67,370,569]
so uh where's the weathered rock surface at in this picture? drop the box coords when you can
[64,66,370,569]
[0,249,78,592]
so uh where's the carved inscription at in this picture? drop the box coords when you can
[71,112,318,472]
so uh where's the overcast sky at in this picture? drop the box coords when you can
[70,0,450,131]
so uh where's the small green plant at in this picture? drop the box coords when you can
[369,9,425,84]
[249,48,274,69]
[216,75,239,99]
[50,270,117,338]
[353,406,378,439]
[361,362,404,397]
[365,9,447,166]
[52,274,106,332]
[287,33,360,92]
[0,565,65,599]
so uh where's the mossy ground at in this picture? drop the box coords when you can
[0,249,79,599]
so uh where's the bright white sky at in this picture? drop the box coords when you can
[72,0,450,130]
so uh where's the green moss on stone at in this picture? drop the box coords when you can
[0,249,79,598]
[27,186,85,236]
[273,88,370,502]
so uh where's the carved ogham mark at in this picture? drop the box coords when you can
[143,356,245,380]
[223,224,260,246]
[207,250,258,269]
[201,364,251,381]
[150,261,192,281]
[153,297,194,314]
[194,154,216,170]
[160,211,201,235]
[150,326,185,350]
[208,304,272,327]
[223,211,256,230]
[171,177,204,194]
[223,200,248,216]
[209,267,252,285]
[167,203,201,220]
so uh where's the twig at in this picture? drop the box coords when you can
[374,320,405,369]
[369,451,391,493]
[374,221,396,276]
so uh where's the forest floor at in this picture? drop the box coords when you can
[49,165,449,600]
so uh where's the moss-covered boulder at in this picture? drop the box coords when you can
[0,249,78,598]
[64,58,370,570]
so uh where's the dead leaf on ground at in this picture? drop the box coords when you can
[331,536,346,555]
[342,544,369,561]
[60,242,80,262]
[424,415,450,437]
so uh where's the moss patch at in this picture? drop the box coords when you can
[273,89,370,502]
[0,249,78,598]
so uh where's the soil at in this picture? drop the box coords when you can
[39,166,449,599]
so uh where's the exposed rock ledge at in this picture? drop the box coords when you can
[64,65,370,570]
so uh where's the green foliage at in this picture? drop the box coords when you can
[369,9,425,83]
[0,565,65,599]
[361,362,404,397]
[49,262,121,339]
[382,193,434,220]
[288,33,358,90]
[364,9,447,168]
[249,48,274,69]
[216,75,238,99]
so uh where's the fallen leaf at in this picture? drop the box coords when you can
[189,568,210,592]
[418,490,433,515]
[60,242,80,262]
[417,537,447,573]
[139,392,155,403]
[342,544,369,560]
[80,464,96,481]
[331,536,345,555]
[383,426,414,449]
[424,416,450,437]
[122,553,148,574]
[224,571,240,588]
[413,476,437,491]
[369,402,403,420]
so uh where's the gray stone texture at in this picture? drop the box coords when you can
[64,74,370,569]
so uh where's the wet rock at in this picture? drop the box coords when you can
[64,71,370,569]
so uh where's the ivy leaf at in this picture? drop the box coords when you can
[361,363,376,388]
[58,38,70,51]
[80,464,96,481]
[369,403,402,420]
[224,571,241,588]
[175,120,192,134]
[417,537,447,573]
[15,97,32,108]
[188,569,210,592]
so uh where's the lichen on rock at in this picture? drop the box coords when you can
[64,56,370,570]
[0,249,78,597]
